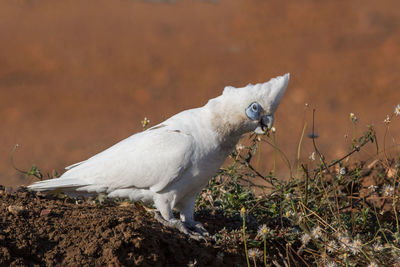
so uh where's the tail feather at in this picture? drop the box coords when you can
[28,178,88,191]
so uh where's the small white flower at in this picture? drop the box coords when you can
[394,104,400,116]
[327,240,338,253]
[271,126,276,133]
[309,152,316,161]
[285,210,295,218]
[350,238,362,255]
[248,248,262,258]
[311,226,322,239]
[339,167,346,175]
[384,115,391,124]
[301,233,311,245]
[326,261,336,267]
[337,232,351,250]
[368,185,378,192]
[367,262,378,267]
[383,184,394,197]
[236,144,244,151]
[141,117,150,128]
[373,242,383,252]
[350,112,358,123]
[258,224,270,237]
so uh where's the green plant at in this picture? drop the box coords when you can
[196,106,400,266]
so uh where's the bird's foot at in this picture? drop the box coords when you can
[154,213,208,241]
[185,220,210,237]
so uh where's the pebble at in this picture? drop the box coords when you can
[40,209,52,217]
[7,205,25,216]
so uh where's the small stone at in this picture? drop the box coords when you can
[119,202,131,207]
[40,209,52,217]
[8,205,25,216]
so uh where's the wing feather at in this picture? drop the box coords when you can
[55,127,195,193]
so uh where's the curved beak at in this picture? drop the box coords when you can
[254,115,274,134]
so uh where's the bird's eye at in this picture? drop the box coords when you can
[245,102,262,121]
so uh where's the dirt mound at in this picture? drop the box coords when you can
[0,187,245,266]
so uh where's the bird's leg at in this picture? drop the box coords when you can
[178,196,210,237]
[153,195,206,241]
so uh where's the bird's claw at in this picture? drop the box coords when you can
[190,222,210,237]
[154,212,210,241]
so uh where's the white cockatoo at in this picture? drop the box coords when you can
[29,73,289,239]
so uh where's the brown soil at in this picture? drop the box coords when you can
[0,187,245,267]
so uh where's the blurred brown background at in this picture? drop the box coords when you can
[1,0,399,187]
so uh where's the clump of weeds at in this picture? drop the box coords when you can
[197,105,400,266]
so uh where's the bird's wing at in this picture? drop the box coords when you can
[34,127,195,193]
[65,160,86,170]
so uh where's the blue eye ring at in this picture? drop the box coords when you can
[246,102,262,121]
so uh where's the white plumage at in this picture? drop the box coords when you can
[29,73,289,239]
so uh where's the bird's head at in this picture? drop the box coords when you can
[208,73,289,138]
